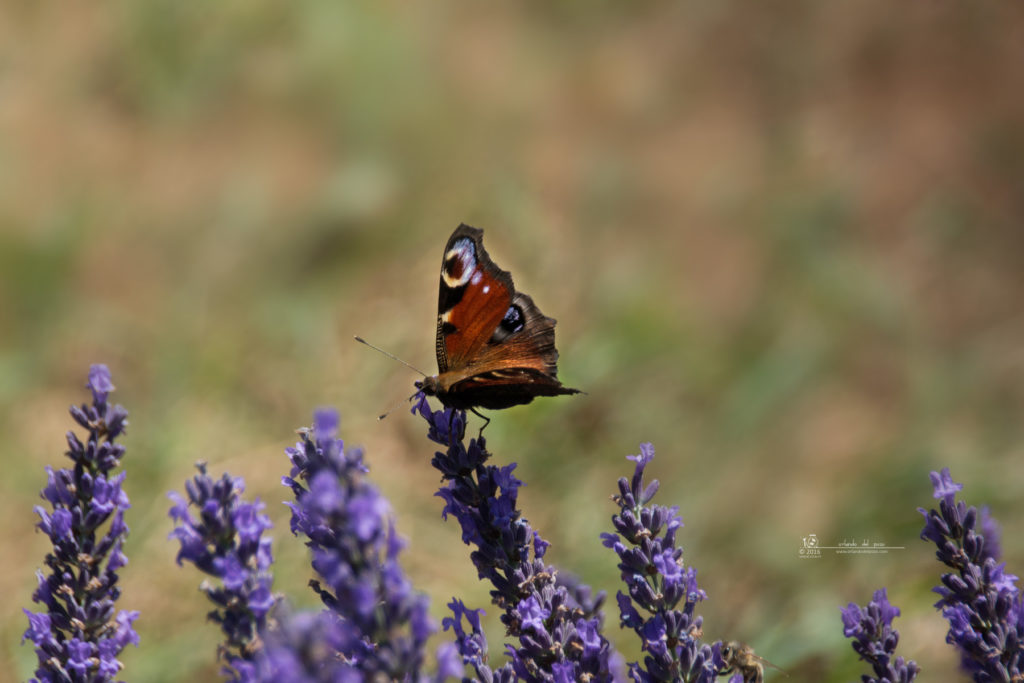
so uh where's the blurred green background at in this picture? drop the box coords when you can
[3,2,1023,681]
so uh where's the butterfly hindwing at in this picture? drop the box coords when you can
[455,291,559,377]
[444,368,574,410]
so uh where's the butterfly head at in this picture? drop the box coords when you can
[417,375,468,407]
[415,376,439,397]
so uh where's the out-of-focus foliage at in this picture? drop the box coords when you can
[2,2,1022,680]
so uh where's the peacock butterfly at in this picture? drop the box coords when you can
[416,224,580,411]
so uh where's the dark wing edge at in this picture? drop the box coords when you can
[444,367,581,409]
[435,224,515,371]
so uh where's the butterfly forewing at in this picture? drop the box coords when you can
[435,225,513,373]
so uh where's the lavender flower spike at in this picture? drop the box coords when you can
[23,364,139,682]
[918,468,1024,680]
[841,588,920,682]
[168,463,275,678]
[601,443,722,683]
[283,407,436,680]
[254,602,464,683]
[414,394,619,682]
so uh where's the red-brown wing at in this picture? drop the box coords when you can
[458,291,560,377]
[435,291,576,400]
[434,224,514,373]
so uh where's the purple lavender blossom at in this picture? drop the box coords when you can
[22,364,139,682]
[282,407,435,679]
[231,601,460,683]
[601,443,722,683]
[918,468,1024,680]
[250,604,355,682]
[443,599,515,683]
[413,395,618,682]
[841,588,920,682]
[168,463,275,677]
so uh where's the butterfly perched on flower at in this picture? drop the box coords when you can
[416,224,580,412]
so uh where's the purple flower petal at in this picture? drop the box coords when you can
[929,468,963,501]
[87,364,115,403]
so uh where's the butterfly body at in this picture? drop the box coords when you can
[417,224,579,410]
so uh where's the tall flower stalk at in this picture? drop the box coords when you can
[168,464,275,678]
[601,443,722,683]
[283,408,438,679]
[414,395,618,682]
[918,468,1024,680]
[841,588,920,682]
[23,365,139,682]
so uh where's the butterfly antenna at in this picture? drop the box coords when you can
[377,389,421,421]
[353,336,428,377]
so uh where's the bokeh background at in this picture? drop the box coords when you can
[3,2,1023,681]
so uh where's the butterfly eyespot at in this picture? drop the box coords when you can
[502,305,524,332]
[489,304,525,343]
[443,238,476,287]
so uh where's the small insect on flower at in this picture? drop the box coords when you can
[721,641,786,683]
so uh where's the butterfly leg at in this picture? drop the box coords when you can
[468,407,491,438]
